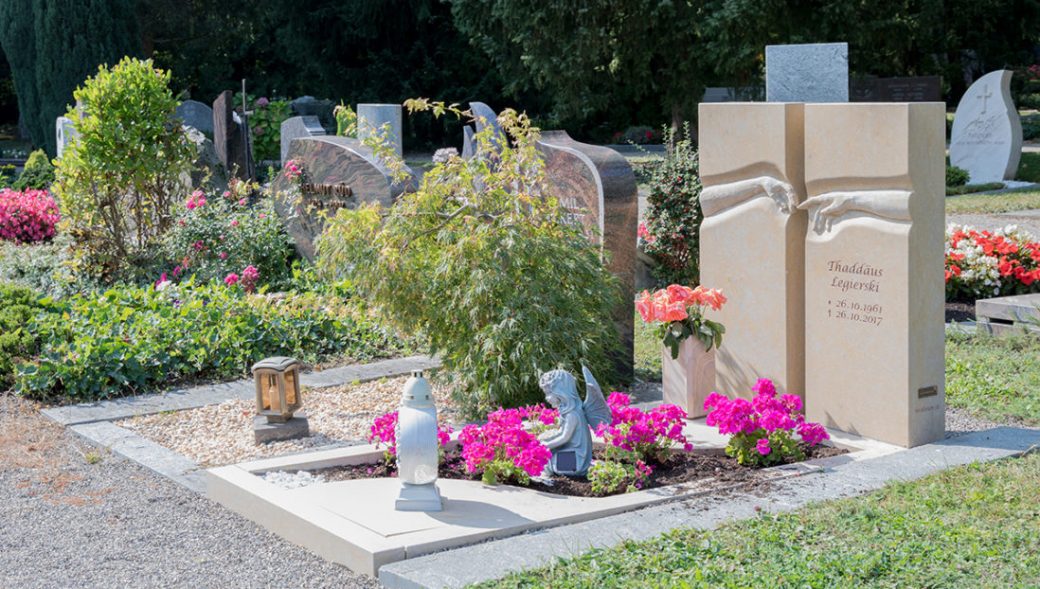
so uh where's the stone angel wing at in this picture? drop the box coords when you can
[582,365,612,429]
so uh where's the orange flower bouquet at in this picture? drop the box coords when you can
[635,285,727,360]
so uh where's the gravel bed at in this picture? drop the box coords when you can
[947,212,1040,237]
[120,377,459,467]
[945,405,1031,437]
[0,395,379,589]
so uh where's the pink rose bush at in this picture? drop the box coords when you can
[636,284,727,359]
[596,392,692,464]
[704,378,830,466]
[283,159,303,182]
[368,411,454,466]
[459,407,553,485]
[0,189,60,244]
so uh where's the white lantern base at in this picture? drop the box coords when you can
[395,482,443,512]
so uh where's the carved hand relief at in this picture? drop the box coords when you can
[798,190,912,234]
[699,176,797,218]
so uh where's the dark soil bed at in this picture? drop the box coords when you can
[314,444,846,498]
[946,301,976,322]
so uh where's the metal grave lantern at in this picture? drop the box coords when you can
[395,370,443,512]
[251,356,309,443]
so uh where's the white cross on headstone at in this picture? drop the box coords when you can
[978,85,993,114]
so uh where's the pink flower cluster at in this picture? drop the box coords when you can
[224,265,261,293]
[0,189,60,244]
[458,408,552,478]
[515,403,559,426]
[283,159,302,181]
[185,190,207,210]
[367,411,453,457]
[704,379,830,452]
[596,392,692,462]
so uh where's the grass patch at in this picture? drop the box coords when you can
[479,453,1040,588]
[945,182,1005,196]
[634,315,661,382]
[1016,151,1040,184]
[945,189,1040,214]
[946,331,1040,425]
[636,325,1040,426]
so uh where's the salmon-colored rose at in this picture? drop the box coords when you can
[635,290,656,323]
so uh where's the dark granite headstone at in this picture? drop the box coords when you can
[536,131,638,381]
[271,136,415,260]
[850,76,942,102]
[176,100,214,136]
[291,96,336,129]
[213,90,252,179]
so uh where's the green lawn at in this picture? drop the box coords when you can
[946,189,1040,213]
[637,322,1040,426]
[478,453,1040,588]
[946,332,1040,425]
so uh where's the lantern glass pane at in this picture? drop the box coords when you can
[285,370,297,406]
[266,374,281,412]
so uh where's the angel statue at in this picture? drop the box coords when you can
[537,366,613,477]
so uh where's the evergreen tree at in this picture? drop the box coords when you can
[0,0,139,155]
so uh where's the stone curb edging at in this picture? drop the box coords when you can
[42,355,440,426]
[377,426,1040,589]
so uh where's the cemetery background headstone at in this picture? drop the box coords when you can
[280,116,327,164]
[949,70,1022,184]
[802,102,945,448]
[356,103,404,157]
[175,100,215,136]
[536,130,638,380]
[461,125,475,159]
[213,90,253,179]
[697,103,807,410]
[701,86,762,103]
[271,136,415,260]
[291,96,336,130]
[55,116,77,158]
[470,102,504,152]
[850,76,942,102]
[766,42,849,103]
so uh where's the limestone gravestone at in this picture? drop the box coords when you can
[536,131,638,380]
[949,70,1022,184]
[697,103,807,411]
[176,100,214,136]
[357,104,403,157]
[55,116,77,158]
[766,42,849,103]
[271,136,415,260]
[280,116,326,163]
[213,90,252,179]
[850,76,942,102]
[802,102,945,448]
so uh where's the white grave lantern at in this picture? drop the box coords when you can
[395,370,442,512]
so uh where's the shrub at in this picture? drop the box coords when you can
[318,100,621,416]
[704,378,829,467]
[597,392,692,465]
[12,149,55,190]
[946,224,1040,301]
[0,164,14,188]
[0,235,97,298]
[0,188,59,244]
[334,102,357,137]
[946,165,970,187]
[0,282,46,387]
[53,57,196,280]
[588,459,653,496]
[15,281,401,402]
[161,180,296,289]
[458,407,552,485]
[640,124,702,286]
[247,96,292,162]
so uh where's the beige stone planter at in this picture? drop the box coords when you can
[662,338,716,418]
